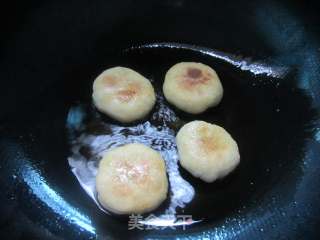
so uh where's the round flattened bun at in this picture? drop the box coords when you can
[96,143,168,214]
[163,62,223,114]
[176,121,240,183]
[92,67,156,123]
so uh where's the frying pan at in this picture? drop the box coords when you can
[1,0,320,239]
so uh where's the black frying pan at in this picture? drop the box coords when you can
[1,0,320,239]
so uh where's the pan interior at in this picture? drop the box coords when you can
[65,42,316,231]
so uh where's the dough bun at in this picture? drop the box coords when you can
[163,62,223,114]
[176,121,240,182]
[92,67,156,123]
[96,143,168,214]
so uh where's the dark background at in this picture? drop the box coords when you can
[1,0,320,239]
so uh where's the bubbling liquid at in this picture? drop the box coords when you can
[67,94,195,225]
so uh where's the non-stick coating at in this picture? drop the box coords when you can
[0,0,320,239]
